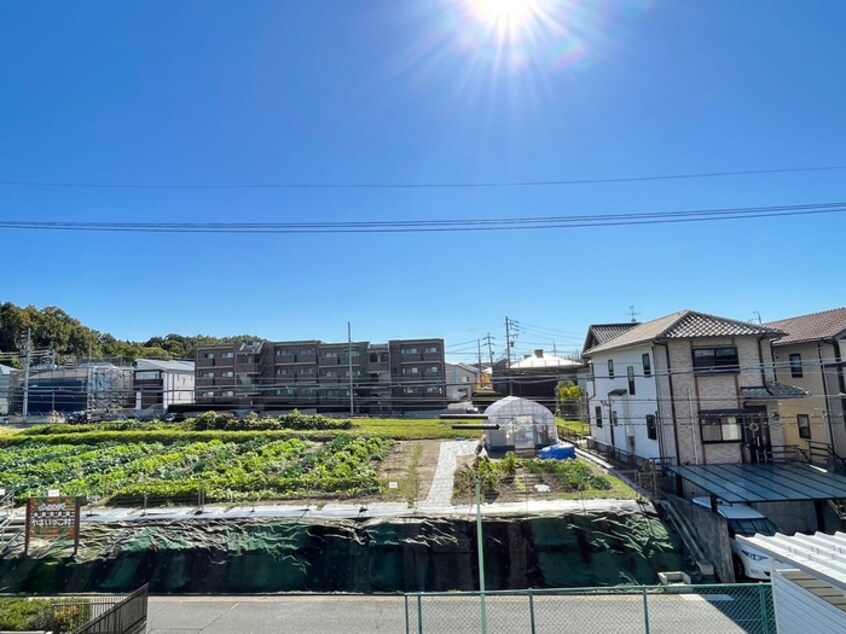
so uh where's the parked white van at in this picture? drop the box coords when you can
[692,497,778,580]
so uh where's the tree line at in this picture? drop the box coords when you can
[0,302,261,366]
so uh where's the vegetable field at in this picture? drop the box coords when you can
[0,436,394,506]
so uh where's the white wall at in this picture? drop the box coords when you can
[587,344,661,460]
[773,567,846,634]
[164,371,195,409]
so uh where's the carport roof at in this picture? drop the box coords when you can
[668,463,846,503]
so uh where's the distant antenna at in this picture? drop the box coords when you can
[753,311,762,324]
[628,305,640,323]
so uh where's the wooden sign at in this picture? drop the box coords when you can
[25,496,81,554]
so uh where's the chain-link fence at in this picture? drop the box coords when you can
[405,583,775,634]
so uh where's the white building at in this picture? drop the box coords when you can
[739,531,846,634]
[445,362,479,402]
[134,359,195,414]
[0,363,16,415]
[582,310,805,466]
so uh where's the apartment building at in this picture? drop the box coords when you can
[194,338,446,413]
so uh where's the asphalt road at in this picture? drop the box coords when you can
[147,596,406,633]
[147,591,765,634]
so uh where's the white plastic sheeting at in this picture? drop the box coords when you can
[484,396,558,450]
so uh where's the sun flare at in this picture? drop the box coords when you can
[467,0,540,38]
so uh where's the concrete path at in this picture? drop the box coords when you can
[420,439,478,509]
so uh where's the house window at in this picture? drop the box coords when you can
[797,414,811,440]
[789,353,804,378]
[692,347,739,373]
[646,415,657,440]
[627,366,636,395]
[700,414,742,443]
[607,359,615,378]
[642,353,652,377]
[595,405,603,428]
[223,352,234,359]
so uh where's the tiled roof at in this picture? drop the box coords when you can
[592,323,639,345]
[581,323,639,355]
[584,310,784,355]
[767,307,846,346]
[741,382,807,400]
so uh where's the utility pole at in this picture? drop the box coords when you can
[347,322,354,417]
[504,317,513,396]
[484,333,494,370]
[477,339,483,390]
[22,328,31,418]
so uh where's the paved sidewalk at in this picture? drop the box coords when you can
[420,439,478,508]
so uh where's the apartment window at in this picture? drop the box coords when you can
[642,353,652,377]
[646,415,657,440]
[324,351,338,358]
[299,348,314,355]
[223,352,234,359]
[276,369,288,376]
[325,371,338,378]
[203,353,215,360]
[700,413,742,443]
[425,346,439,354]
[222,390,234,397]
[427,366,440,374]
[350,350,360,358]
[222,371,234,378]
[369,352,379,363]
[594,405,603,428]
[607,359,615,378]
[797,414,811,440]
[627,366,636,395]
[425,386,441,394]
[789,353,804,378]
[403,387,416,395]
[276,349,290,356]
[692,347,739,373]
[203,372,214,379]
[300,368,314,376]
[202,391,214,398]
[402,347,418,355]
[403,367,419,375]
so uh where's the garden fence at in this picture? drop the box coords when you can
[404,583,775,634]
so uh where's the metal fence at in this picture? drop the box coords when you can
[63,585,148,634]
[404,583,775,634]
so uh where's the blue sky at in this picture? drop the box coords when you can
[1,0,845,362]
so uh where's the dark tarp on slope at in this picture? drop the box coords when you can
[0,513,694,594]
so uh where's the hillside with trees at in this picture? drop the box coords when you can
[0,302,262,365]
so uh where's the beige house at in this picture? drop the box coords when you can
[767,307,846,465]
[584,310,805,466]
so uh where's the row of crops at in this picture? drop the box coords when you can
[0,436,394,505]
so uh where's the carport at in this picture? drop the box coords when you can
[668,462,846,530]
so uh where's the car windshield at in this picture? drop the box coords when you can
[728,518,778,537]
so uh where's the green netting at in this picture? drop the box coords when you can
[0,512,695,594]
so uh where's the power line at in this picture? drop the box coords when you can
[2,164,846,190]
[1,201,846,234]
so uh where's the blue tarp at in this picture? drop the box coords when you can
[538,442,576,461]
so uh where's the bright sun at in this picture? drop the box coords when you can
[468,0,540,36]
